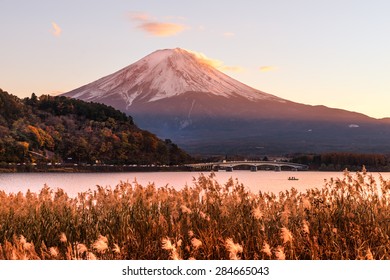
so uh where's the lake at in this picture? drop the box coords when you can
[1,170,389,197]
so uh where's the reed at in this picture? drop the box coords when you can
[1,168,390,259]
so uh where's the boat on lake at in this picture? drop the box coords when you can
[288,176,299,180]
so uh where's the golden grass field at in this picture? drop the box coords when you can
[1,168,389,260]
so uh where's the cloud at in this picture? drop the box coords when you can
[129,12,151,22]
[188,50,243,72]
[259,66,278,72]
[51,22,62,37]
[189,51,223,68]
[138,22,186,37]
[223,32,235,38]
[128,11,186,37]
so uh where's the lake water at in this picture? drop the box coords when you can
[1,170,389,197]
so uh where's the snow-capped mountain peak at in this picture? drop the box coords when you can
[64,48,284,106]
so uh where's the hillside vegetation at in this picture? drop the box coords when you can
[0,89,191,165]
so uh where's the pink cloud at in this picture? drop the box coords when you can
[128,11,187,37]
[138,22,186,37]
[128,12,151,22]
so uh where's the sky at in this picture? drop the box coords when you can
[1,0,390,118]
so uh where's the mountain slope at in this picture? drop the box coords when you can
[0,89,191,164]
[65,48,284,106]
[63,48,390,155]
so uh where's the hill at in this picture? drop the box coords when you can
[0,89,192,166]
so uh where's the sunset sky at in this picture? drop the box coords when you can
[1,0,389,118]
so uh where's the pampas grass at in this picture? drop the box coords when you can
[1,169,390,259]
[225,238,243,260]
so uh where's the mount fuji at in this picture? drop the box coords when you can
[63,48,390,155]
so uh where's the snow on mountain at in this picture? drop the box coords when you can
[64,48,285,107]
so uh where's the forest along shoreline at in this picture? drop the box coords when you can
[2,162,390,173]
[0,163,194,173]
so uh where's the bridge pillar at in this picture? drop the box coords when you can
[250,166,257,172]
[226,166,233,172]
[275,166,281,172]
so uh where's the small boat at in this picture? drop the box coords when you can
[288,176,299,180]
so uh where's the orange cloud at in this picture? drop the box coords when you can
[51,22,62,37]
[259,66,277,72]
[138,22,186,37]
[129,11,187,37]
[129,12,151,22]
[188,50,243,72]
[187,50,222,67]
[223,32,235,38]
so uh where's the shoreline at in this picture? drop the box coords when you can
[0,165,193,173]
[2,162,390,173]
[2,167,389,173]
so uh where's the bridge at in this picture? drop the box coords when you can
[185,160,308,171]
